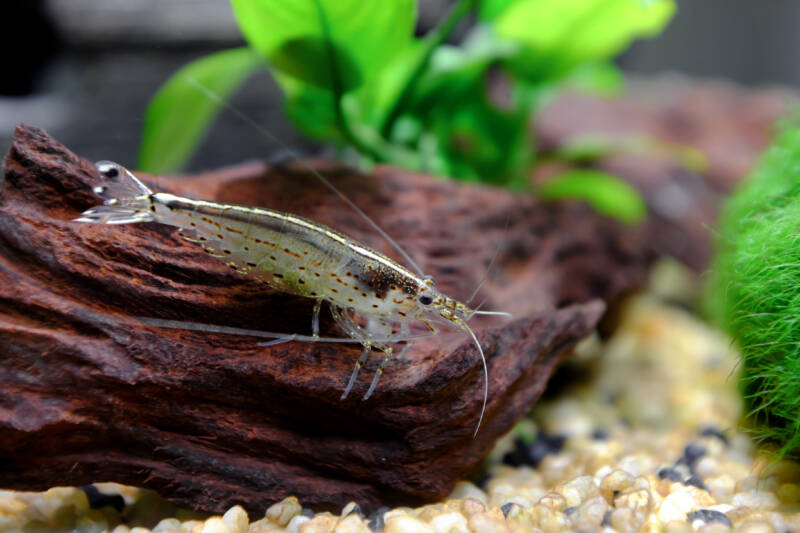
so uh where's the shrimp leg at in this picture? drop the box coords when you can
[311,298,323,338]
[341,343,371,400]
[364,343,410,400]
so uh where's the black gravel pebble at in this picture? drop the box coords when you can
[79,485,125,513]
[676,443,706,470]
[602,510,612,526]
[591,428,610,440]
[368,506,390,532]
[657,467,683,482]
[502,433,567,468]
[564,506,577,516]
[699,426,729,445]
[301,508,315,518]
[687,509,732,527]
[685,475,709,491]
[500,502,516,518]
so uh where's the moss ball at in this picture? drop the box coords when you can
[708,118,800,456]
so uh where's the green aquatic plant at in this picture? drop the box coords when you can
[708,118,800,457]
[138,0,675,223]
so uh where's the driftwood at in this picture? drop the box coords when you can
[0,124,649,514]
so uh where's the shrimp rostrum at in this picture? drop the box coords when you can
[75,161,508,434]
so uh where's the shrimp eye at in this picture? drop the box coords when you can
[102,167,119,179]
[419,294,433,305]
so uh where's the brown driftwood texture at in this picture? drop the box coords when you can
[0,124,649,514]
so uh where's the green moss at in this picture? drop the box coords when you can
[708,116,800,456]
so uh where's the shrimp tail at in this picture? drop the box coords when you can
[73,161,155,225]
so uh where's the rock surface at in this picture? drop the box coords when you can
[0,124,650,514]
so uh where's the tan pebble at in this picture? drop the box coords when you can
[537,492,567,512]
[154,518,182,532]
[286,515,311,533]
[459,498,487,517]
[416,504,445,523]
[297,514,337,533]
[695,457,719,478]
[0,512,20,532]
[760,511,790,533]
[695,523,731,533]
[736,475,760,493]
[468,511,510,533]
[223,505,249,533]
[783,512,800,532]
[201,517,232,533]
[608,507,645,533]
[384,515,435,533]
[180,520,204,533]
[111,525,131,533]
[571,495,608,529]
[339,502,359,518]
[614,487,651,512]
[599,469,634,502]
[663,519,692,533]
[0,497,26,515]
[130,528,151,533]
[448,481,487,504]
[539,455,576,486]
[427,511,468,533]
[705,475,736,503]
[333,513,370,533]
[777,483,800,504]
[530,505,570,533]
[736,520,775,533]
[725,506,753,524]
[554,475,598,507]
[732,491,779,511]
[265,497,302,527]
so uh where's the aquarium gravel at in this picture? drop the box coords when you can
[3,274,800,533]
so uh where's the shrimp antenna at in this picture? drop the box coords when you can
[184,75,426,279]
[471,310,513,318]
[466,212,510,305]
[460,320,488,438]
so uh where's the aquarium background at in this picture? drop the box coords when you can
[0,0,798,172]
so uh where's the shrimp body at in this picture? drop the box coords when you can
[153,193,429,323]
[76,161,500,434]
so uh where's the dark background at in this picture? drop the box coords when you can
[0,0,796,172]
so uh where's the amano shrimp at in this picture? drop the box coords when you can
[74,162,507,435]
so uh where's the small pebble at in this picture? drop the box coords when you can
[199,517,230,533]
[685,475,709,491]
[699,426,729,445]
[428,511,468,533]
[367,506,390,531]
[499,502,515,518]
[79,486,126,513]
[222,505,248,533]
[153,518,181,532]
[659,467,684,482]
[383,515,434,533]
[687,509,732,527]
[265,496,302,527]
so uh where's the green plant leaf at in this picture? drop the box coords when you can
[138,47,263,173]
[477,0,519,20]
[272,71,341,143]
[538,170,647,224]
[230,0,415,93]
[563,61,624,97]
[493,0,675,81]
